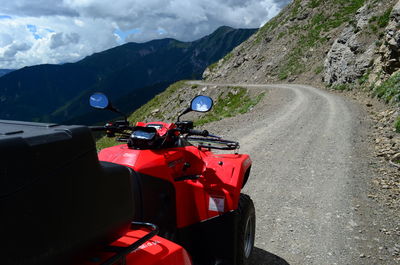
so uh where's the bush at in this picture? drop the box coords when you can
[279,72,288,80]
[314,65,324,74]
[377,8,392,28]
[373,72,400,103]
[395,117,400,133]
[332,83,353,91]
[308,0,322,8]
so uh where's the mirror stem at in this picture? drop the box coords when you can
[177,107,191,122]
[109,106,128,123]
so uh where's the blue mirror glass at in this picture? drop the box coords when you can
[89,93,109,109]
[191,95,213,112]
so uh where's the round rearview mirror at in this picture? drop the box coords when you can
[190,95,213,112]
[90,93,109,109]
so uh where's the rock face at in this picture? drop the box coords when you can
[324,6,377,85]
[370,1,400,84]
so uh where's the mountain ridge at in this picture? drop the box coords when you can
[0,26,257,125]
[0,69,15,78]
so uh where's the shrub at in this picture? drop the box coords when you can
[373,72,400,103]
[377,8,392,28]
[395,116,400,133]
[308,0,322,8]
[314,65,324,74]
[279,72,288,80]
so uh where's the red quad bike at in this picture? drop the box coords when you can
[88,93,255,265]
[0,94,254,265]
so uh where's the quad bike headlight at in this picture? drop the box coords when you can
[128,126,159,149]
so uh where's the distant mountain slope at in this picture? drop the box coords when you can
[0,26,256,124]
[0,69,15,77]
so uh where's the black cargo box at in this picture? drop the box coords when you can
[0,120,135,265]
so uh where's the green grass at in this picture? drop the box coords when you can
[357,71,370,86]
[279,72,289,80]
[95,134,119,150]
[377,8,392,28]
[369,24,378,33]
[375,40,383,47]
[314,65,324,74]
[195,87,265,126]
[207,52,234,72]
[255,12,283,44]
[208,61,219,72]
[290,0,302,18]
[308,0,322,8]
[395,117,400,133]
[332,0,366,22]
[369,7,392,28]
[277,31,286,39]
[331,83,353,91]
[223,52,234,61]
[373,72,400,103]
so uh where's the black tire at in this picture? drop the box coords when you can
[236,194,256,265]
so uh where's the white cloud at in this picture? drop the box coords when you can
[0,16,118,68]
[0,0,291,68]
[4,42,31,58]
[50,32,80,49]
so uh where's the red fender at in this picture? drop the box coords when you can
[80,228,192,265]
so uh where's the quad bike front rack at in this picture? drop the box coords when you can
[187,137,240,151]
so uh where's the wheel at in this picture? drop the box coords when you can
[236,193,256,265]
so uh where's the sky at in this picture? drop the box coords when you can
[0,0,291,69]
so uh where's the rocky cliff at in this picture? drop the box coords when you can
[204,0,400,93]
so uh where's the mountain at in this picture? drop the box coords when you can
[0,69,15,78]
[204,0,400,98]
[0,26,257,124]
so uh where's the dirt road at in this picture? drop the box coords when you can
[192,82,396,264]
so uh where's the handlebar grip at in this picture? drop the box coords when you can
[189,129,209,137]
[89,126,106,131]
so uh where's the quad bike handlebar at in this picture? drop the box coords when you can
[187,129,209,137]
[89,94,239,151]
[90,122,239,151]
[89,125,108,131]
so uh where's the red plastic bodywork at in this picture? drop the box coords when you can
[98,122,252,228]
[81,228,192,265]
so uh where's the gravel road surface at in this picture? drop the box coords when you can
[192,82,395,265]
